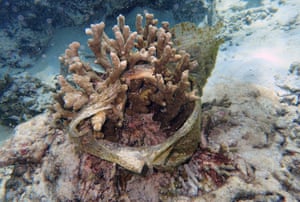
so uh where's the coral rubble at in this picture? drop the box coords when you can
[53,13,209,173]
[276,61,300,106]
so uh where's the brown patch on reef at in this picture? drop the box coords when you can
[78,154,118,201]
[189,149,234,188]
[119,113,168,146]
[76,148,238,201]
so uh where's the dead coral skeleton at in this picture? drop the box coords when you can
[53,13,201,173]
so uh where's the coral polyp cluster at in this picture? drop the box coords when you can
[52,13,203,172]
[54,14,198,142]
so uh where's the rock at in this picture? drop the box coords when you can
[276,62,300,106]
[0,73,54,127]
[274,117,289,129]
[289,61,300,75]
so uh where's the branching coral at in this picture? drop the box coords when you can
[52,13,213,173]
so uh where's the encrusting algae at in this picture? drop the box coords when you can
[52,13,221,173]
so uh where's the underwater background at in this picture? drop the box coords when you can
[0,0,300,201]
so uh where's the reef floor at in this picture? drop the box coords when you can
[0,81,299,201]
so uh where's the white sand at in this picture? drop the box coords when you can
[204,0,300,96]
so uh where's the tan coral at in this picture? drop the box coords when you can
[91,111,106,131]
[57,75,88,111]
[52,13,214,173]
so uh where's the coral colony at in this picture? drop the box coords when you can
[53,13,202,173]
